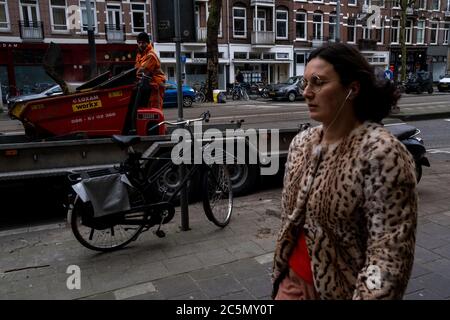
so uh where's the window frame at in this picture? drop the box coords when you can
[312,12,323,41]
[295,11,307,41]
[276,9,288,40]
[79,0,97,34]
[0,0,10,31]
[416,19,425,44]
[430,21,439,44]
[130,2,146,34]
[49,0,68,33]
[233,6,247,38]
[391,18,400,44]
[347,18,356,43]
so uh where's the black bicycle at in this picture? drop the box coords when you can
[67,111,233,252]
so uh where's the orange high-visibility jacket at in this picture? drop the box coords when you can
[135,43,166,85]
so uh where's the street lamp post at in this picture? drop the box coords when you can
[85,0,97,79]
[174,0,190,231]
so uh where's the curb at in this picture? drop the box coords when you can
[390,111,450,122]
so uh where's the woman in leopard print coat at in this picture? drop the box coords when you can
[272,43,418,300]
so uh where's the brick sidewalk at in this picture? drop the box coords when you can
[1,155,450,300]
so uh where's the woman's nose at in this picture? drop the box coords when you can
[302,86,314,99]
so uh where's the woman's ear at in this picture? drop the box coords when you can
[348,81,360,99]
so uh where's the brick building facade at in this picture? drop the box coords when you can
[1,0,449,96]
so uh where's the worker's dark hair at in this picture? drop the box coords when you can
[137,32,150,43]
[307,43,400,123]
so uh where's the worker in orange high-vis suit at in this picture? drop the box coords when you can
[135,32,166,110]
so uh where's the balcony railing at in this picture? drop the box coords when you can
[251,31,275,45]
[250,0,275,5]
[19,20,44,41]
[105,24,125,43]
[197,27,207,42]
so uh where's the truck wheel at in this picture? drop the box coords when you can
[227,164,260,196]
[145,152,198,203]
[288,92,296,102]
[183,96,193,107]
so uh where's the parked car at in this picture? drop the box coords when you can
[7,84,63,111]
[437,75,450,92]
[163,81,195,108]
[404,71,434,94]
[268,76,304,102]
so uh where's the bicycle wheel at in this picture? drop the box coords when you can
[242,89,249,101]
[194,91,205,103]
[202,164,233,227]
[69,186,146,252]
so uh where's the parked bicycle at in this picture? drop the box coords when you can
[67,111,234,252]
[193,82,207,103]
[231,82,249,101]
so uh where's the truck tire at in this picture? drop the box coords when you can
[145,151,198,203]
[227,164,260,196]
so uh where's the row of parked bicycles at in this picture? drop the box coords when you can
[192,82,270,103]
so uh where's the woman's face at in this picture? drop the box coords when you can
[302,58,353,126]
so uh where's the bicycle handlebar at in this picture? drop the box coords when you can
[148,111,210,132]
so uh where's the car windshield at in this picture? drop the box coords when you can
[285,77,298,85]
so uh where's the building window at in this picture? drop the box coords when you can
[107,3,122,29]
[255,9,266,32]
[234,52,247,60]
[363,24,371,40]
[312,13,323,40]
[392,0,400,8]
[405,19,412,44]
[80,1,96,32]
[50,0,67,32]
[263,53,275,60]
[430,21,438,44]
[233,7,246,38]
[276,10,288,39]
[444,24,449,45]
[391,18,399,43]
[431,0,440,10]
[277,52,289,60]
[418,0,426,9]
[348,0,357,5]
[20,0,40,25]
[375,20,384,44]
[296,53,305,64]
[329,13,336,41]
[295,11,307,40]
[0,0,10,29]
[131,2,146,34]
[347,18,355,43]
[417,20,425,44]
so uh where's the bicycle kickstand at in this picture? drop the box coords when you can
[154,211,169,238]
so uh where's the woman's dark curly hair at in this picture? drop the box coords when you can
[307,43,400,123]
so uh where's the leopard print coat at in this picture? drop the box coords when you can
[272,121,418,299]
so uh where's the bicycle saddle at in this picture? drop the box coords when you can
[111,135,141,149]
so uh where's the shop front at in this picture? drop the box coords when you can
[389,46,428,82]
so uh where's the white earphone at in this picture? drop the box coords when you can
[346,89,353,100]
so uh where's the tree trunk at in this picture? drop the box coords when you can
[205,0,222,102]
